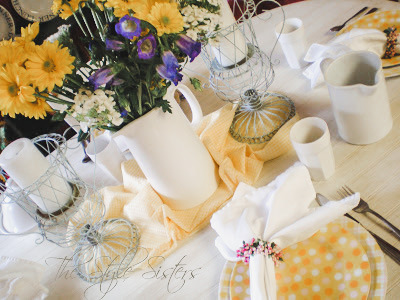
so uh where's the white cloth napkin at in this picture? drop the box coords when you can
[0,256,48,300]
[210,163,360,300]
[303,28,387,88]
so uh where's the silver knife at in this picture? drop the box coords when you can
[316,193,400,265]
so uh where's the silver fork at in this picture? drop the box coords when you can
[339,185,400,240]
[329,6,368,32]
[329,7,378,32]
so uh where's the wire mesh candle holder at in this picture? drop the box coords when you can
[0,134,89,244]
[0,133,140,283]
[200,0,296,144]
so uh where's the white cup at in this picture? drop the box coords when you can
[86,133,126,183]
[290,117,335,181]
[275,18,308,69]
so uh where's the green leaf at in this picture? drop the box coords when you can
[51,111,67,122]
[117,93,132,112]
[78,130,90,143]
[156,99,172,113]
[190,77,203,91]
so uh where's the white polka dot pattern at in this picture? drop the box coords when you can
[218,216,387,300]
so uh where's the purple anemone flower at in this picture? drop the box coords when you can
[176,34,201,62]
[156,51,183,86]
[137,34,157,60]
[106,39,124,51]
[109,77,125,86]
[115,15,141,40]
[89,68,114,90]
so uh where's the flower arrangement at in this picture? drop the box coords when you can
[0,0,221,138]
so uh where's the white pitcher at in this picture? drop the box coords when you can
[321,51,392,145]
[114,84,219,210]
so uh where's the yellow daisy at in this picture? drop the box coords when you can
[0,64,36,118]
[25,41,75,92]
[14,22,40,49]
[0,39,13,47]
[0,44,28,68]
[52,0,80,20]
[134,0,169,22]
[147,2,184,36]
[21,22,39,41]
[104,0,136,18]
[24,97,53,120]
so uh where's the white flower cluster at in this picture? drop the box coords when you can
[181,2,221,43]
[45,24,71,43]
[68,89,123,132]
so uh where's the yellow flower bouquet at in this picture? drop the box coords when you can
[0,0,221,138]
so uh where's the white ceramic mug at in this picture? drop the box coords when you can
[86,133,126,183]
[275,18,308,69]
[290,117,335,181]
[322,51,392,144]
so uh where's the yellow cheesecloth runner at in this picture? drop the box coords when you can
[100,104,299,269]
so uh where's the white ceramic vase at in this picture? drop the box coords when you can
[113,84,219,210]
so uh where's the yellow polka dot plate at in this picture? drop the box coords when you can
[218,217,387,300]
[338,10,400,78]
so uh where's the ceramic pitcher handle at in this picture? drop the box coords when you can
[169,84,203,125]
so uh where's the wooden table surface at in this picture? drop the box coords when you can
[1,0,400,299]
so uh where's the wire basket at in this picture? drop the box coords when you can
[0,133,141,283]
[0,134,93,245]
[201,0,296,144]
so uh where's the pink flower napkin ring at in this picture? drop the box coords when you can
[237,238,284,266]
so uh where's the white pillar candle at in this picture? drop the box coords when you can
[212,0,248,67]
[0,138,72,213]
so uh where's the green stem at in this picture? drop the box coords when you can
[35,94,74,106]
[161,35,170,49]
[65,76,83,88]
[78,5,94,38]
[125,66,139,80]
[76,68,90,80]
[157,36,165,52]
[53,86,76,99]
[104,7,112,23]
[137,83,143,115]
[90,6,105,41]
[72,12,88,37]
[65,2,88,37]
[145,83,154,106]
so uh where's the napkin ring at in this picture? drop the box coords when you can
[237,238,283,266]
